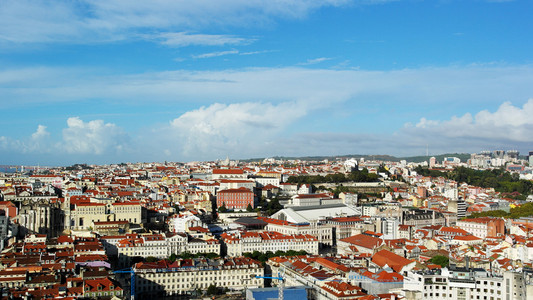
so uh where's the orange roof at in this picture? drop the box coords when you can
[453,235,482,241]
[213,169,244,174]
[372,249,415,272]
[218,187,253,194]
[339,233,382,250]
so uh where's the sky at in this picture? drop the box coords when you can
[1,0,533,166]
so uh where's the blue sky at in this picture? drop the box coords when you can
[1,0,533,166]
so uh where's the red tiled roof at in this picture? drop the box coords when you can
[213,169,244,174]
[372,249,414,273]
[339,234,382,250]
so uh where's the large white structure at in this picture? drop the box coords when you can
[271,204,360,224]
[170,214,203,233]
[221,230,319,256]
[134,257,264,297]
[115,233,220,266]
[402,268,530,300]
[259,216,333,246]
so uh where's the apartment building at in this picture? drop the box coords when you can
[456,217,505,239]
[402,267,529,300]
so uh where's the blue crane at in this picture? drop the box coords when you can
[254,272,285,300]
[114,268,136,300]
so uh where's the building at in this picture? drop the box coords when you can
[116,233,220,266]
[218,179,255,192]
[402,267,529,300]
[112,202,143,224]
[456,217,505,239]
[251,176,280,188]
[337,232,383,255]
[323,216,367,243]
[17,198,63,237]
[379,217,400,240]
[216,187,255,210]
[271,204,361,224]
[65,199,143,232]
[211,168,247,180]
[402,209,446,227]
[447,199,467,221]
[134,257,263,298]
[371,249,416,273]
[258,216,334,246]
[221,230,319,256]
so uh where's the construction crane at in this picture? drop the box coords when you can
[114,268,136,300]
[254,272,285,300]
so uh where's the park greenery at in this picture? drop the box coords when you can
[415,166,533,197]
[467,202,533,220]
[258,197,283,216]
[287,168,379,185]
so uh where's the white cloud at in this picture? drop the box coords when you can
[192,50,239,59]
[62,117,129,155]
[271,101,533,157]
[0,136,8,150]
[3,65,532,109]
[0,0,355,45]
[153,32,252,47]
[191,49,274,58]
[239,50,275,55]
[166,101,306,159]
[299,57,333,65]
[2,64,533,162]
[405,100,533,143]
[21,125,51,153]
[31,125,49,140]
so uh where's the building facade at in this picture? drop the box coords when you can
[134,257,263,298]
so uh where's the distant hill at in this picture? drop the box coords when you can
[241,153,471,164]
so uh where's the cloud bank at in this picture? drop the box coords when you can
[3,99,532,164]
[0,0,355,45]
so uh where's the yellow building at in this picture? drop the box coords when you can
[66,200,142,231]
[112,202,142,224]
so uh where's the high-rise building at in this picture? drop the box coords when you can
[506,150,519,161]
[493,150,505,159]
[448,199,467,220]
[429,156,437,168]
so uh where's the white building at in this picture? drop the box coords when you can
[116,233,221,266]
[402,268,529,300]
[259,216,334,246]
[221,231,319,256]
[253,177,280,188]
[134,257,264,297]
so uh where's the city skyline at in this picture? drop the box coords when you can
[1,0,533,165]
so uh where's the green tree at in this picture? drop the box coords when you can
[429,255,449,268]
[218,202,228,213]
[145,256,158,263]
[246,203,253,212]
[207,284,218,295]
[169,253,177,262]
